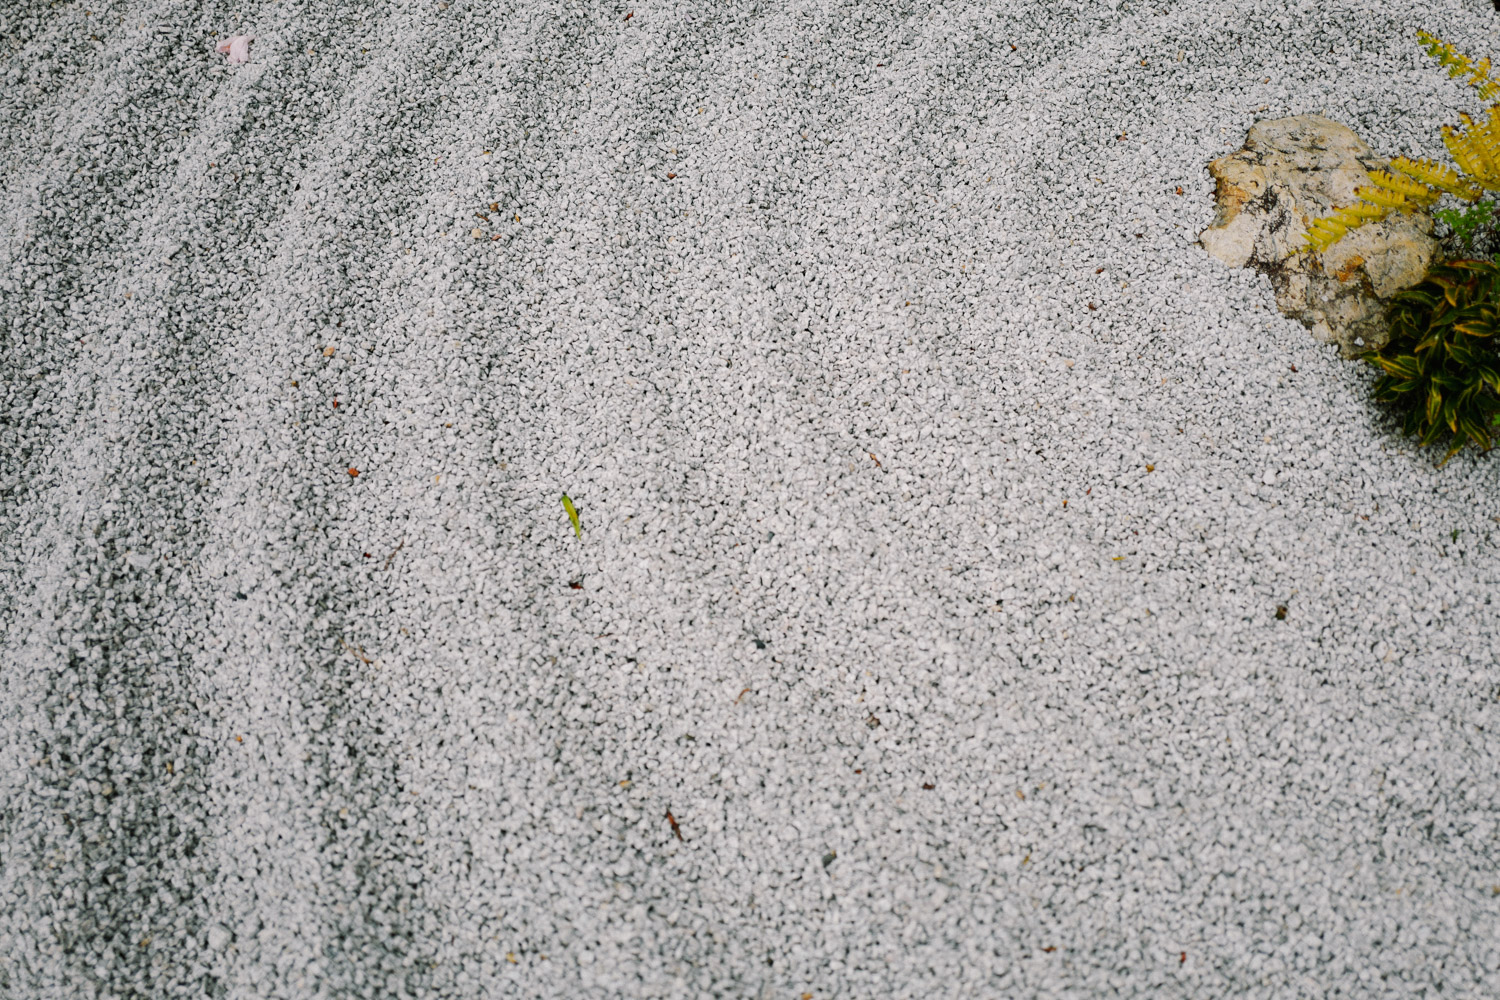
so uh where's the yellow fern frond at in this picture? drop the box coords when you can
[1420,30,1476,79]
[1303,217,1352,253]
[1299,199,1396,255]
[1442,130,1471,175]
[1294,29,1500,258]
[1469,106,1500,142]
[1364,169,1442,206]
[1335,203,1392,225]
[1416,28,1446,54]
[1470,69,1500,102]
[1441,127,1500,189]
[1477,131,1500,186]
[1446,125,1500,189]
[1476,108,1500,140]
[1418,30,1500,104]
[1353,185,1413,211]
[1390,156,1483,200]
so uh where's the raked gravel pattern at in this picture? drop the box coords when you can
[2,0,1499,997]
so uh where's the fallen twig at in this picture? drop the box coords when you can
[340,638,373,665]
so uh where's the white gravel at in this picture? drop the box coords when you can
[2,0,1499,997]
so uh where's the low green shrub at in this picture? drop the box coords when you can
[1364,258,1500,464]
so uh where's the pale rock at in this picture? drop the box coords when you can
[216,35,254,65]
[206,923,232,951]
[1199,115,1439,358]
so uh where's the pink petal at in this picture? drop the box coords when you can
[218,34,254,64]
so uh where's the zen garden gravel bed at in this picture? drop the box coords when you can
[0,0,1497,997]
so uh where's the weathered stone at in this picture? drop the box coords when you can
[1199,115,1439,357]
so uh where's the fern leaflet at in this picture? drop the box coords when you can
[1297,31,1500,254]
[1390,156,1482,200]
